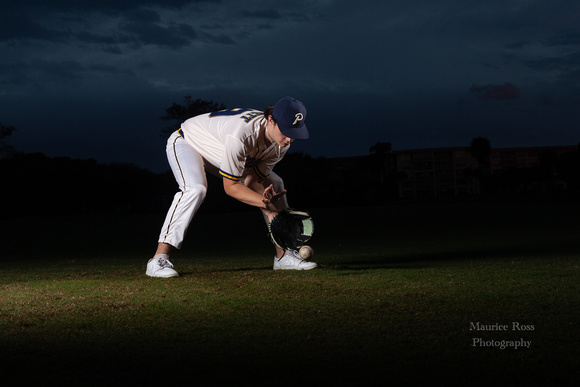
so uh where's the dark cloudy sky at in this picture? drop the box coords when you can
[1,0,579,172]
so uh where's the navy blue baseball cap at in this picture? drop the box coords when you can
[272,96,309,139]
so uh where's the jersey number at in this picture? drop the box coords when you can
[209,108,251,117]
[209,108,261,123]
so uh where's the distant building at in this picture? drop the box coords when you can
[393,145,577,198]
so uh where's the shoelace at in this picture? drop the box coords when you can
[285,251,305,263]
[157,257,172,268]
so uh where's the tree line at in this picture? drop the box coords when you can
[2,99,580,219]
[3,142,579,219]
[0,149,391,218]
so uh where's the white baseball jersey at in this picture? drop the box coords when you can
[180,108,288,181]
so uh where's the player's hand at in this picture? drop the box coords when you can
[262,184,286,208]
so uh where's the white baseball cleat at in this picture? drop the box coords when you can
[273,250,318,270]
[146,255,179,278]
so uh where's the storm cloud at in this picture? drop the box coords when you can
[1,0,579,171]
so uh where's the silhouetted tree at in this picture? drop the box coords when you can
[369,141,392,156]
[160,96,226,135]
[559,145,580,192]
[469,137,492,195]
[538,150,558,179]
[0,122,16,158]
[368,141,396,201]
[469,136,491,168]
[369,141,392,180]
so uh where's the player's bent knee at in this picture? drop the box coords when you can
[266,173,285,192]
[184,184,207,200]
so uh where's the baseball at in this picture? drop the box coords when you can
[299,245,314,259]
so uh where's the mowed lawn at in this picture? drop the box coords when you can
[1,200,579,386]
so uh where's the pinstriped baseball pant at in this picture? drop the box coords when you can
[158,132,208,249]
[158,131,288,249]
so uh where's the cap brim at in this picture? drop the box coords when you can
[279,124,309,140]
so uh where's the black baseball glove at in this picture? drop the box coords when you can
[268,209,314,250]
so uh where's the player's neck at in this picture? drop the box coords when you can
[264,126,274,147]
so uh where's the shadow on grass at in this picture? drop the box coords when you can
[178,266,273,276]
[326,241,578,271]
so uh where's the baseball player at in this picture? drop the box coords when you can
[147,96,318,277]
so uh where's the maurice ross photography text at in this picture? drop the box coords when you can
[470,322,534,349]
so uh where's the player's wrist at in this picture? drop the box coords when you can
[266,209,278,221]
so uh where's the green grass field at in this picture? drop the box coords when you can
[1,201,579,386]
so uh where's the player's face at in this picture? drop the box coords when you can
[268,117,294,147]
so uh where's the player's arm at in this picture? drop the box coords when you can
[220,136,285,217]
[222,177,285,215]
[244,168,287,221]
[243,168,266,193]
